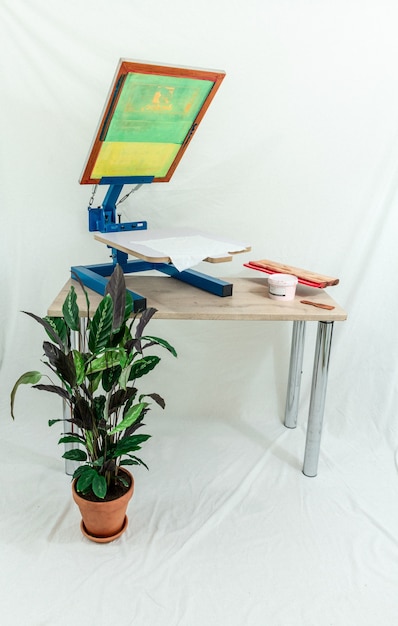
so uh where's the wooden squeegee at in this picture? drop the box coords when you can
[244,259,339,288]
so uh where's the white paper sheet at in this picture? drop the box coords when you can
[134,235,247,271]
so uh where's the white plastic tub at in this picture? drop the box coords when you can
[268,273,298,301]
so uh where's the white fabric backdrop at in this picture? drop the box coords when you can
[1,1,398,624]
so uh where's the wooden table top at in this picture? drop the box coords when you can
[48,275,347,322]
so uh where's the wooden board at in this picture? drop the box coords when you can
[244,260,339,288]
[94,229,251,265]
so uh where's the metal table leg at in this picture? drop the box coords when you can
[284,320,306,429]
[302,321,334,477]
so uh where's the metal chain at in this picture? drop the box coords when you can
[88,184,98,207]
[88,182,142,212]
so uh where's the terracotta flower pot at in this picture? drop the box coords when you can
[72,469,134,543]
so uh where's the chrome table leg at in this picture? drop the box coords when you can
[303,321,334,477]
[284,320,306,429]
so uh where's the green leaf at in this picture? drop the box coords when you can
[129,355,160,380]
[112,434,151,457]
[108,402,148,435]
[124,291,133,323]
[102,364,122,392]
[88,294,113,353]
[92,455,105,467]
[73,465,92,480]
[87,371,102,394]
[49,418,64,427]
[76,468,96,492]
[44,316,68,347]
[87,349,125,375]
[118,475,130,488]
[72,350,86,385]
[58,435,84,445]
[71,271,91,319]
[142,335,177,357]
[62,285,80,332]
[85,430,94,455]
[10,371,42,418]
[121,455,149,470]
[62,449,87,461]
[93,396,106,423]
[92,474,107,499]
[118,363,133,391]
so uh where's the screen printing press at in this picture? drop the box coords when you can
[74,58,250,310]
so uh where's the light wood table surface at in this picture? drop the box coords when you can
[49,275,346,322]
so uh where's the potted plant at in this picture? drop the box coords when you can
[10,265,177,542]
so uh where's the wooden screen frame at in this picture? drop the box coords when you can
[79,59,225,185]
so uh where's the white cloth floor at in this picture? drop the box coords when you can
[1,1,398,624]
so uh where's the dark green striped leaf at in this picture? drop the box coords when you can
[62,448,87,461]
[142,335,177,357]
[62,285,80,331]
[44,316,68,347]
[129,355,160,380]
[88,294,113,353]
[109,402,148,434]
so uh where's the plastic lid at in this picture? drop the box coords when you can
[268,273,298,286]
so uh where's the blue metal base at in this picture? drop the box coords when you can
[155,263,233,297]
[71,259,233,312]
[71,262,149,312]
